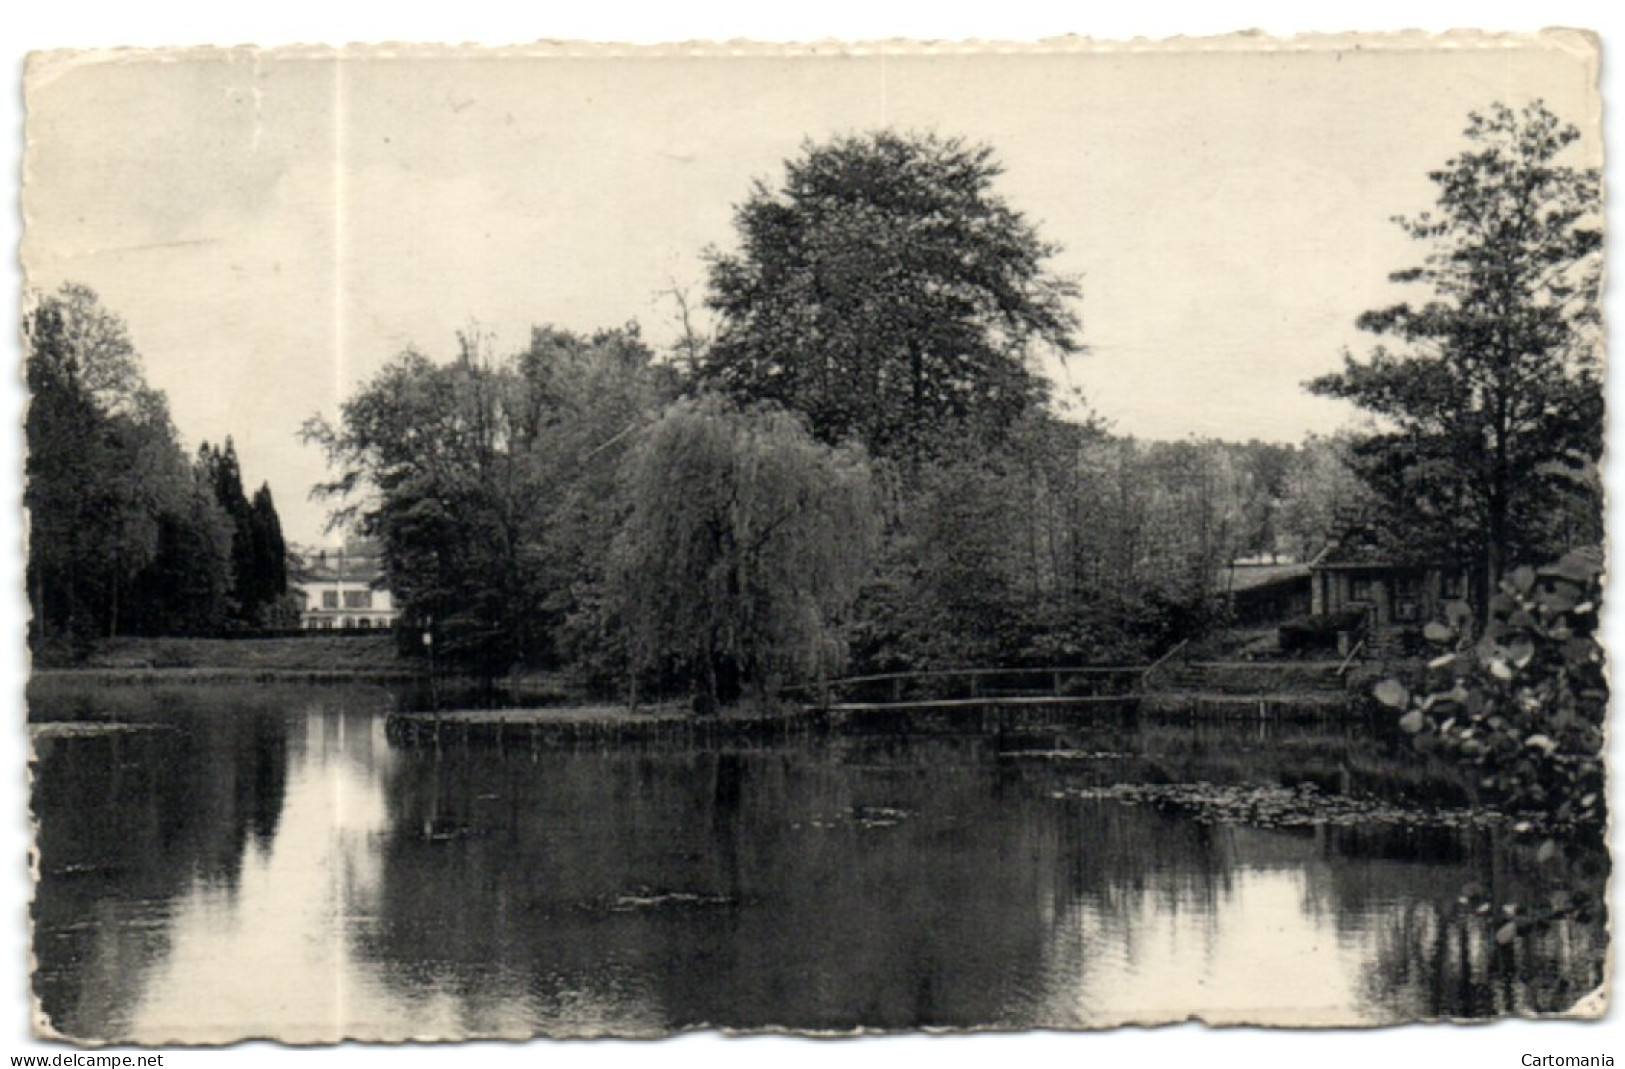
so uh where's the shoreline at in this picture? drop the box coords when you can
[29,666,420,686]
[385,704,828,746]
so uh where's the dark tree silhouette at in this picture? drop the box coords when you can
[1309,102,1602,613]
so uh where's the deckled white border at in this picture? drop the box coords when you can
[5,6,1623,1067]
[19,26,1604,72]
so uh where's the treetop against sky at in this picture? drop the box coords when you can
[22,37,1600,543]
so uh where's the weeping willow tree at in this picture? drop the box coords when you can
[613,396,880,711]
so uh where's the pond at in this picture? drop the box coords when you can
[27,683,1605,1042]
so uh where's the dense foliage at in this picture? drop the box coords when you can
[700,132,1080,462]
[1277,610,1367,656]
[1309,102,1603,611]
[302,129,1378,694]
[854,425,1278,672]
[1270,433,1373,562]
[24,284,286,653]
[1379,548,1604,828]
[316,324,1342,693]
[291,106,1599,723]
[305,326,678,678]
[1376,547,1606,944]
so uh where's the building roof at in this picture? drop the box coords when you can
[291,553,388,587]
[1307,541,1395,570]
[1225,562,1311,593]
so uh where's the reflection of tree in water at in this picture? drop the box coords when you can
[1131,720,1479,809]
[357,719,1610,1031]
[1031,808,1262,1024]
[1015,720,1605,1023]
[359,724,1403,1031]
[357,735,1079,1031]
[29,684,306,1040]
[1321,825,1608,1018]
[236,713,1600,1033]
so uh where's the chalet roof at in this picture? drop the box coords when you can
[1308,541,1393,570]
[1226,563,1310,593]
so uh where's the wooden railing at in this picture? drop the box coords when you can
[1135,638,1191,695]
[788,664,1147,709]
[1336,637,1366,677]
[784,636,1211,710]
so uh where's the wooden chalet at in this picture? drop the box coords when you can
[1307,517,1470,632]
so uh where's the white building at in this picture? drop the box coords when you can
[294,548,401,630]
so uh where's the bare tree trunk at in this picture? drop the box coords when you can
[700,651,720,716]
[31,566,47,645]
[1482,506,1505,629]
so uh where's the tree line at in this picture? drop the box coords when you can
[25,284,291,656]
[301,108,1599,711]
[32,102,1594,705]
[304,301,1374,702]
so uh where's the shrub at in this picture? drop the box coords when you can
[1278,609,1365,655]
[1374,547,1606,946]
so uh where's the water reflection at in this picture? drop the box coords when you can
[28,685,1606,1042]
[130,712,403,1042]
[30,693,294,1040]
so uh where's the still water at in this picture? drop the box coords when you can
[29,683,1605,1042]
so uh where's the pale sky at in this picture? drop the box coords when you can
[21,36,1602,543]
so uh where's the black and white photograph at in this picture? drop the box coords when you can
[10,20,1614,1052]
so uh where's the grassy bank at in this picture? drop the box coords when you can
[47,634,407,673]
[28,637,584,708]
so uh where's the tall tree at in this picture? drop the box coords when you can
[1308,102,1602,611]
[126,474,236,635]
[25,294,120,642]
[25,283,230,646]
[196,439,288,625]
[248,483,290,615]
[199,439,254,621]
[700,131,1081,462]
[307,338,551,673]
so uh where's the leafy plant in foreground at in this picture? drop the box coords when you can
[1375,546,1606,945]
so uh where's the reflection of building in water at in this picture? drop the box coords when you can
[291,542,400,630]
[128,705,413,1043]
